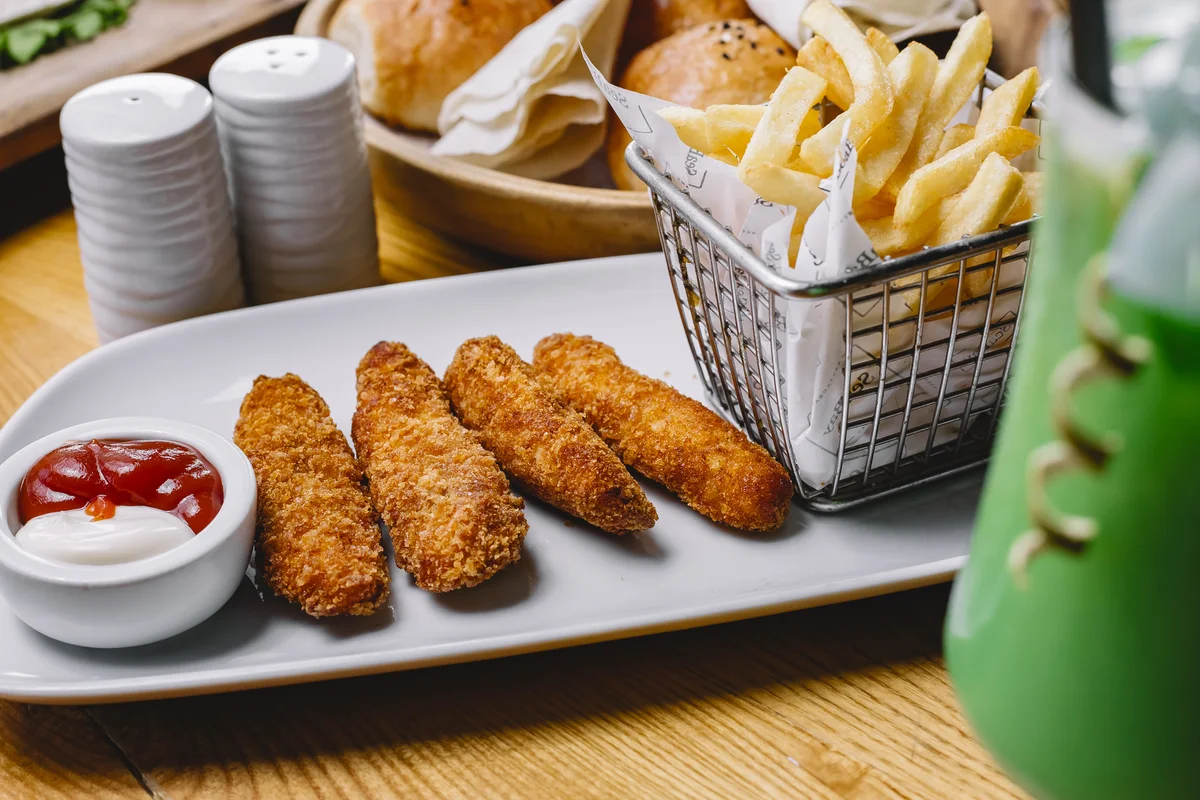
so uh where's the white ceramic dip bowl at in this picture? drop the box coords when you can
[0,418,256,648]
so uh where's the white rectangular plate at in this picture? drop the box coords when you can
[0,254,979,704]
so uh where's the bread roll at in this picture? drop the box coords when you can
[608,19,795,191]
[620,0,753,65]
[330,0,552,133]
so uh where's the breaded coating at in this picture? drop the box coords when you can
[444,336,657,534]
[533,334,794,531]
[233,374,389,617]
[352,341,528,592]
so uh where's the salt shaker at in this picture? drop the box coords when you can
[60,74,244,342]
[209,36,380,305]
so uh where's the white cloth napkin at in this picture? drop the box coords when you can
[432,0,631,180]
[748,0,977,47]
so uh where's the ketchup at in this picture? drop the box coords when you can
[18,440,223,534]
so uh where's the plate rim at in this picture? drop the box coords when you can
[0,556,962,703]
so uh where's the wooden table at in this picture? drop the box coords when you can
[0,153,1029,800]
[0,0,307,170]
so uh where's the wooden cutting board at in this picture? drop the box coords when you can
[0,0,305,170]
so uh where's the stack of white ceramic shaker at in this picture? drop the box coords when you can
[210,36,380,304]
[60,74,244,342]
[59,36,379,341]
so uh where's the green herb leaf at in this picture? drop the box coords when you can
[0,0,135,68]
[18,18,64,37]
[6,19,62,63]
[67,8,104,40]
[83,0,132,17]
[6,28,48,64]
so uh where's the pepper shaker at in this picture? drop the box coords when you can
[209,36,380,305]
[59,74,244,342]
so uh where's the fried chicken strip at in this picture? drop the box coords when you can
[352,341,527,592]
[444,336,657,534]
[533,334,794,531]
[234,374,389,617]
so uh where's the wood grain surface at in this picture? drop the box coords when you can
[0,160,1029,798]
[0,704,146,799]
[0,0,305,170]
[86,587,1025,800]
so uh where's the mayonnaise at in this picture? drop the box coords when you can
[14,506,194,566]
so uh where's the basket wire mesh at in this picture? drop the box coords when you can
[626,74,1039,511]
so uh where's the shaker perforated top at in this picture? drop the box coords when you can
[59,74,213,155]
[209,36,357,108]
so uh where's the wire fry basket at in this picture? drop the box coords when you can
[626,74,1041,512]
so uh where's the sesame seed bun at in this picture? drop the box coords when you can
[608,19,795,191]
[619,0,754,68]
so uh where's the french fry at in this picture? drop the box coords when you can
[742,165,827,255]
[1000,171,1043,223]
[880,12,992,201]
[799,108,821,141]
[1020,171,1042,212]
[892,157,1022,309]
[740,165,826,220]
[935,192,963,227]
[796,37,854,110]
[862,207,941,258]
[794,29,896,113]
[798,0,894,177]
[708,148,740,166]
[794,29,896,112]
[934,123,975,160]
[705,104,764,160]
[739,67,828,175]
[976,67,1039,137]
[788,215,804,267]
[657,106,710,152]
[854,195,895,221]
[855,42,939,203]
[893,126,1038,226]
[866,27,900,65]
[785,110,823,169]
[926,153,1024,303]
[1002,190,1031,224]
[744,166,820,256]
[705,9,1040,290]
[1001,176,1035,224]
